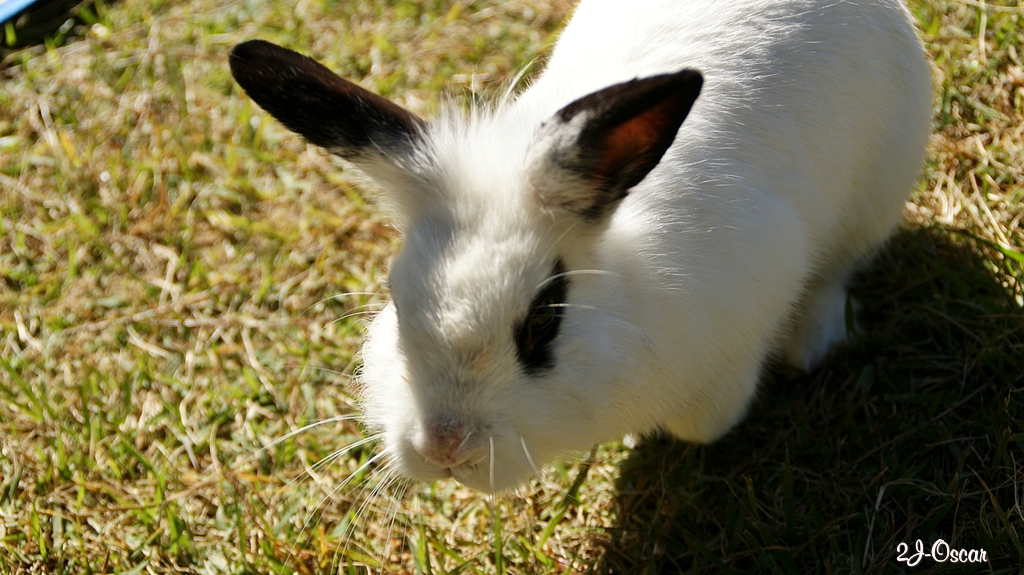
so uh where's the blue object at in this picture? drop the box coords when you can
[0,0,42,25]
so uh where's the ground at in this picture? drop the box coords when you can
[0,0,1022,573]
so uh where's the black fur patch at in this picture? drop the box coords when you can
[514,260,568,375]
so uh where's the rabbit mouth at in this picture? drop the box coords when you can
[390,431,540,493]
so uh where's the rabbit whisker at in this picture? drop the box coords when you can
[332,459,398,575]
[300,365,355,378]
[306,449,388,529]
[500,58,539,105]
[351,462,403,551]
[303,434,382,484]
[456,428,476,453]
[379,477,408,572]
[520,436,539,475]
[489,435,496,494]
[543,302,602,312]
[547,218,582,256]
[256,415,358,455]
[312,308,384,340]
[301,448,395,560]
[534,268,619,291]
[299,304,383,351]
[302,291,384,314]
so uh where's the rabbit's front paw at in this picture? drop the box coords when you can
[782,276,856,371]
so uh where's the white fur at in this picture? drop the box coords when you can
[358,0,931,492]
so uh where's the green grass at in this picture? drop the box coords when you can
[1,0,1021,573]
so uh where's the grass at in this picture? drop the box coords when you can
[0,0,1021,573]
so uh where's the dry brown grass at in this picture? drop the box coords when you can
[912,0,1024,302]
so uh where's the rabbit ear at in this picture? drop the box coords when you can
[229,40,425,163]
[529,70,703,221]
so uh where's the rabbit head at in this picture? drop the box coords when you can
[230,39,702,492]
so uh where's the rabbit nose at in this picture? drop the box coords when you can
[415,418,475,468]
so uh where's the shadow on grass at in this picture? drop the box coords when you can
[596,226,1023,574]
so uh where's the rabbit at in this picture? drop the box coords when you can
[229,0,931,493]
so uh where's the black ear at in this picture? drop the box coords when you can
[532,70,703,220]
[229,40,424,160]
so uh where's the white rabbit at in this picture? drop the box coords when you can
[230,0,931,493]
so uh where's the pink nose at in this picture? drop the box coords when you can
[415,419,474,468]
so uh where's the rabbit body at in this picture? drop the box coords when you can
[230,0,931,492]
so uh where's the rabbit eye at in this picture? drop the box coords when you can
[514,260,568,375]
